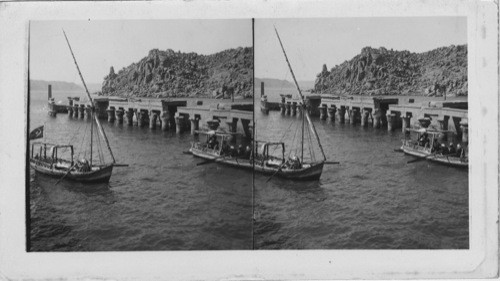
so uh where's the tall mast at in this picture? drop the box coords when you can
[63,30,116,163]
[274,27,327,161]
[301,102,304,162]
[90,109,93,167]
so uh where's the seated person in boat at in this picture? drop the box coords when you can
[237,145,245,156]
[448,142,456,155]
[439,143,449,155]
[286,155,302,169]
[76,159,91,172]
[456,144,464,158]
[244,145,252,159]
[229,145,237,157]
[207,135,216,149]
[418,133,429,147]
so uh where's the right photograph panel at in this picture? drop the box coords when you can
[253,18,469,249]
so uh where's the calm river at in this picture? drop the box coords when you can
[28,89,468,251]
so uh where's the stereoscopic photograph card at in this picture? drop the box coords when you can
[0,0,497,280]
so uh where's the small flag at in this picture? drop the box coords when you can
[29,125,44,140]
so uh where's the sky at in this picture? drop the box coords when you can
[30,19,253,84]
[30,17,467,85]
[255,17,467,81]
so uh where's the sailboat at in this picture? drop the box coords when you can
[29,31,125,183]
[189,28,333,181]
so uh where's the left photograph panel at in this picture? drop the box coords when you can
[27,19,254,251]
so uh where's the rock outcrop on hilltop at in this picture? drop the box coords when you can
[314,45,467,96]
[100,47,253,98]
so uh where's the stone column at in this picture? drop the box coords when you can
[78,105,85,119]
[350,108,359,125]
[437,117,449,142]
[175,116,184,134]
[160,111,170,131]
[337,106,346,124]
[116,109,124,124]
[328,106,337,122]
[460,119,468,143]
[73,105,79,118]
[67,106,73,117]
[132,109,138,126]
[85,105,93,120]
[291,102,297,116]
[387,113,396,131]
[401,116,411,133]
[361,109,370,127]
[319,105,327,120]
[241,119,252,139]
[373,109,381,129]
[149,112,158,129]
[280,103,286,115]
[125,109,133,126]
[48,100,57,117]
[285,102,291,115]
[138,110,148,128]
[107,107,116,123]
[190,118,200,135]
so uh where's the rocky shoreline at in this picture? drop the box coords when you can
[314,45,467,97]
[100,47,253,99]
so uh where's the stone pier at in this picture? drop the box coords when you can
[125,109,134,126]
[241,119,252,139]
[291,102,297,116]
[190,118,200,135]
[160,111,170,131]
[460,119,468,143]
[327,106,336,121]
[85,105,92,120]
[149,112,158,129]
[437,116,450,142]
[361,109,370,127]
[349,108,359,125]
[175,116,184,134]
[138,110,148,128]
[373,109,381,129]
[107,107,116,123]
[319,105,327,120]
[280,103,286,115]
[285,102,291,115]
[73,105,79,118]
[386,113,396,131]
[116,109,124,124]
[401,116,411,133]
[337,106,346,124]
[78,105,85,119]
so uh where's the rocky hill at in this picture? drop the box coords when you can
[314,45,467,96]
[100,47,253,99]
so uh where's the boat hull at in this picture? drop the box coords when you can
[30,159,114,183]
[401,142,468,168]
[190,147,324,181]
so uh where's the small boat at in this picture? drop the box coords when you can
[30,144,114,183]
[29,30,126,183]
[401,128,468,168]
[189,131,325,181]
[189,28,333,181]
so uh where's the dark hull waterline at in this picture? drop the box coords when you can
[190,148,324,181]
[30,160,114,183]
[401,145,468,168]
